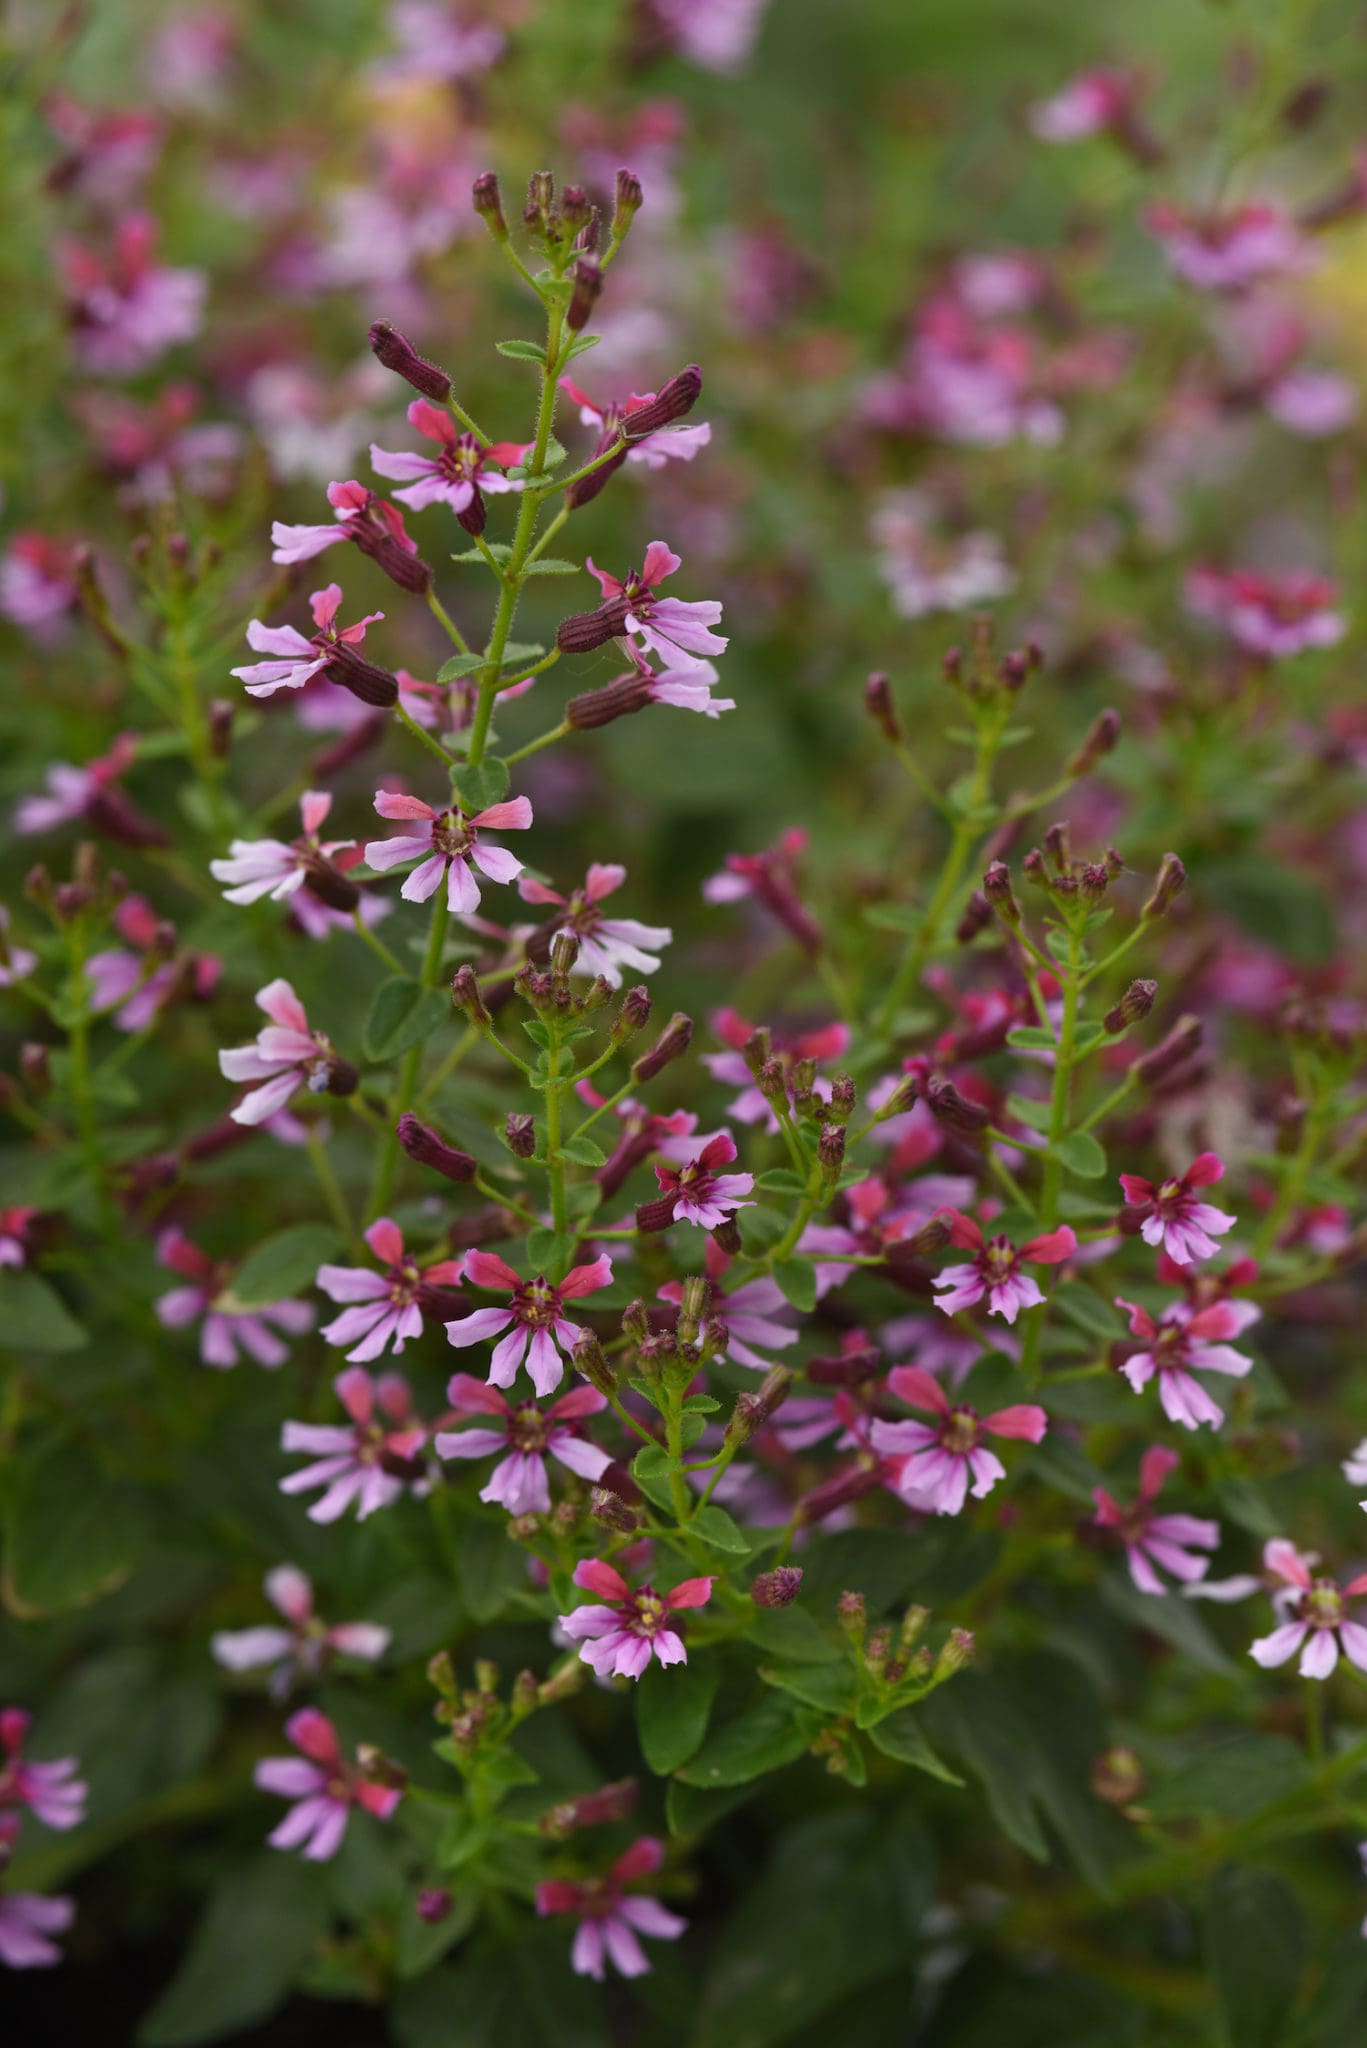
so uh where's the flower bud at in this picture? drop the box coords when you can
[955,891,992,943]
[864,671,900,744]
[566,257,603,334]
[417,1887,453,1924]
[611,984,651,1043]
[1043,821,1070,873]
[837,1590,867,1644]
[590,1486,643,1534]
[565,429,630,511]
[302,855,361,913]
[322,644,400,708]
[830,1072,856,1120]
[899,1604,930,1654]
[818,1123,846,1182]
[1103,979,1157,1035]
[323,1058,358,1099]
[396,1112,477,1183]
[1067,707,1120,778]
[611,168,644,241]
[472,171,508,240]
[368,319,452,402]
[674,1274,710,1345]
[1133,1013,1203,1088]
[1022,847,1048,888]
[632,1012,692,1082]
[451,964,491,1029]
[85,786,170,850]
[1080,862,1110,902]
[981,859,1019,923]
[550,930,581,979]
[504,1112,536,1159]
[726,1366,794,1445]
[750,1566,804,1609]
[934,1626,975,1679]
[538,1777,638,1837]
[795,1458,881,1526]
[622,1299,651,1341]
[925,1073,989,1134]
[556,595,632,655]
[1142,851,1186,920]
[566,673,652,728]
[621,365,703,440]
[571,1327,614,1394]
[756,1057,790,1113]
[807,1343,881,1386]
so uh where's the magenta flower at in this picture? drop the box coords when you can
[559,1561,714,1680]
[642,1131,755,1231]
[869,1364,1047,1516]
[702,828,823,953]
[84,893,219,1033]
[0,1208,37,1270]
[1145,201,1307,292]
[434,1376,613,1513]
[316,1217,464,1362]
[1115,1294,1259,1430]
[444,1250,614,1398]
[212,1564,389,1698]
[870,488,1015,620]
[516,863,671,986]
[280,1366,426,1523]
[1092,1446,1220,1595]
[270,478,424,571]
[369,399,529,533]
[218,978,354,1126]
[647,0,770,73]
[1249,1540,1367,1681]
[211,789,355,906]
[0,533,81,644]
[155,1226,314,1369]
[583,541,726,671]
[0,1816,73,1970]
[536,1836,686,1980]
[1185,564,1344,659]
[931,1211,1078,1324]
[1118,1151,1237,1265]
[13,732,144,838]
[363,786,532,914]
[559,376,712,471]
[1029,67,1140,142]
[254,1708,401,1861]
[0,1711,86,1833]
[57,212,204,373]
[231,583,383,699]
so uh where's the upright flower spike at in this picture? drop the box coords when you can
[869,1365,1047,1516]
[369,399,530,535]
[0,1712,86,1832]
[155,1226,315,1368]
[279,1366,426,1523]
[1117,1151,1237,1264]
[218,978,356,1125]
[639,1130,755,1231]
[444,1251,613,1398]
[232,584,394,705]
[0,1817,74,1970]
[435,1377,614,1513]
[536,1837,687,1980]
[1114,1294,1259,1430]
[254,1708,401,1861]
[559,541,727,670]
[316,1218,463,1362]
[1092,1447,1220,1594]
[363,787,532,914]
[516,864,671,986]
[931,1211,1077,1324]
[211,1565,390,1698]
[1249,1540,1367,1680]
[559,1561,713,1679]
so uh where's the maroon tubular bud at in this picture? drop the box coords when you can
[302,856,360,913]
[369,319,452,402]
[322,644,400,708]
[750,1565,804,1609]
[539,1778,638,1837]
[567,674,651,728]
[416,1888,453,1924]
[397,1112,477,1183]
[711,1218,743,1256]
[472,171,508,239]
[611,168,643,241]
[818,1122,846,1180]
[349,522,433,594]
[557,594,631,655]
[565,429,629,510]
[632,1012,692,1083]
[864,671,901,744]
[1080,862,1110,902]
[1142,851,1186,920]
[955,891,992,944]
[808,1347,884,1395]
[561,184,592,229]
[756,1057,789,1113]
[618,984,652,1037]
[1044,821,1070,872]
[566,257,603,333]
[596,1126,654,1202]
[505,1112,536,1159]
[183,1114,253,1164]
[1104,979,1157,1035]
[634,1194,677,1233]
[981,859,1019,923]
[324,1058,358,1099]
[310,714,387,778]
[1068,707,1121,777]
[925,1074,989,1134]
[797,1460,880,1526]
[1133,1013,1203,1088]
[755,874,823,955]
[727,1367,793,1444]
[1116,1203,1148,1237]
[622,365,702,439]
[455,488,487,539]
[208,699,234,758]
[84,786,170,850]
[1022,847,1048,887]
[452,964,492,1029]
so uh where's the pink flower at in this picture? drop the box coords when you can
[1249,1540,1367,1681]
[869,1364,1046,1516]
[43,94,161,203]
[212,1564,389,1698]
[1118,1151,1237,1264]
[218,978,353,1126]
[1092,1447,1220,1594]
[516,863,671,986]
[0,1711,86,1832]
[0,534,82,644]
[155,1226,314,1369]
[1185,564,1345,658]
[642,1131,755,1231]
[231,583,384,699]
[0,1208,37,1269]
[316,1217,464,1362]
[74,383,240,503]
[1146,202,1308,292]
[57,212,204,373]
[862,299,1062,448]
[646,0,770,73]
[363,786,533,914]
[211,788,356,909]
[371,3,505,86]
[370,400,529,533]
[536,1836,687,1979]
[870,488,1014,619]
[1029,67,1135,140]
[0,1863,75,1969]
[280,1366,426,1523]
[931,1211,1078,1324]
[1115,1294,1259,1430]
[559,1561,713,1680]
[85,893,219,1032]
[254,1708,400,1860]
[584,541,727,670]
[702,828,823,953]
[269,478,429,592]
[13,732,146,838]
[435,1377,613,1513]
[700,1007,850,1128]
[559,376,712,471]
[444,1251,613,1398]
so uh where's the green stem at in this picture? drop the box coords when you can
[351,910,405,975]
[367,891,450,1218]
[1020,925,1081,1383]
[427,589,470,652]
[502,719,570,767]
[545,1034,568,1236]
[525,505,570,565]
[394,702,454,770]
[306,1130,360,1255]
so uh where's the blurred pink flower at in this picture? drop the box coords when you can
[537,1836,687,1978]
[255,1708,400,1860]
[212,1565,390,1697]
[560,1562,713,1679]
[58,213,204,373]
[1092,1446,1220,1593]
[156,1226,314,1369]
[435,1377,613,1513]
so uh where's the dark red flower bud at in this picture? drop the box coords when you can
[955,891,992,943]
[505,1112,536,1158]
[981,859,1020,923]
[632,1011,692,1082]
[634,1194,677,1233]
[324,1058,359,1099]
[573,1328,615,1395]
[807,1344,882,1385]
[590,1485,643,1533]
[1068,708,1121,777]
[621,365,702,440]
[566,258,603,333]
[818,1123,846,1180]
[797,1461,880,1525]
[566,673,651,728]
[1133,1013,1203,1087]
[416,1888,453,1924]
[612,984,651,1042]
[864,670,901,743]
[322,643,400,708]
[396,1112,477,1183]
[302,855,360,913]
[611,168,643,241]
[452,964,492,1029]
[711,1218,743,1255]
[369,319,452,402]
[750,1565,804,1609]
[565,429,629,510]
[1142,852,1186,919]
[556,595,632,655]
[925,1074,989,1134]
[1104,979,1157,1035]
[310,714,387,779]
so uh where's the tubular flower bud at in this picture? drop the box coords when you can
[632,1011,692,1082]
[611,168,644,241]
[322,642,400,708]
[925,1074,989,1134]
[1142,851,1186,920]
[674,1274,710,1345]
[566,674,651,728]
[368,320,452,402]
[472,171,508,239]
[556,594,633,655]
[757,1057,790,1113]
[564,430,629,510]
[571,1328,615,1396]
[750,1566,804,1609]
[864,671,901,743]
[504,1112,536,1159]
[566,257,603,333]
[726,1367,794,1446]
[818,1123,846,1182]
[1022,847,1048,887]
[1068,707,1121,777]
[550,930,581,978]
[807,1344,881,1386]
[451,964,492,1030]
[830,1072,856,1120]
[611,984,652,1043]
[711,1219,743,1255]
[981,860,1020,922]
[796,1460,881,1526]
[1104,979,1158,1035]
[621,365,703,440]
[396,1112,477,1183]
[538,1778,638,1838]
[301,853,361,912]
[1133,1013,1204,1088]
[955,891,992,943]
[590,1486,644,1534]
[1080,862,1110,901]
[934,1627,975,1679]
[837,1591,867,1643]
[1043,821,1070,872]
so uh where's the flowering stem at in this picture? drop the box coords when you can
[544,1033,568,1236]
[540,436,625,502]
[1020,925,1082,1383]
[524,506,569,565]
[350,910,405,975]
[394,702,454,770]
[368,891,450,1218]
[426,588,470,653]
[1252,1095,1332,1260]
[305,1128,360,1255]
[501,719,570,767]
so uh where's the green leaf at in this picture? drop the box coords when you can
[754,1168,809,1196]
[1006,1093,1053,1134]
[637,1654,717,1773]
[867,1708,964,1783]
[495,338,545,362]
[773,1260,817,1313]
[363,978,450,1062]
[565,332,601,359]
[456,1517,526,1623]
[633,1443,676,1483]
[435,653,485,679]
[759,1662,855,1714]
[1145,1736,1306,1821]
[862,903,922,933]
[137,1853,329,2047]
[691,1505,751,1555]
[450,757,511,812]
[522,1226,577,1277]
[1055,1130,1107,1179]
[4,1437,149,1617]
[1005,1026,1058,1050]
[925,1672,1048,1861]
[496,641,545,669]
[559,1132,606,1167]
[231,1224,340,1307]
[677,1694,813,1788]
[0,1269,86,1351]
[520,557,581,577]
[744,1605,841,1662]
[1051,1282,1124,1341]
[1207,1862,1307,2048]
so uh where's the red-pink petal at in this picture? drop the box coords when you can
[984,1403,1048,1442]
[887,1364,950,1415]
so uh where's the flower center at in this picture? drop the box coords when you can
[940,1407,980,1455]
[632,1590,667,1637]
[514,1277,560,1329]
[1303,1580,1344,1628]
[431,810,474,859]
[982,1239,1018,1280]
[509,1406,549,1454]
[1156,1179,1182,1207]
